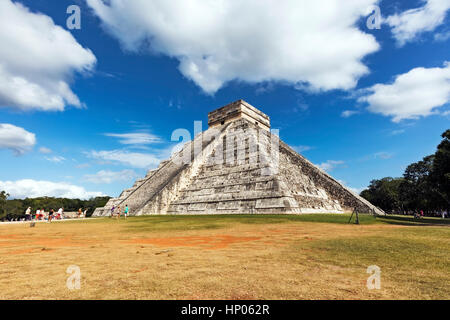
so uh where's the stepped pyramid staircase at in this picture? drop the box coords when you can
[93,100,384,216]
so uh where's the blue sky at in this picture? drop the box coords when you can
[0,0,449,199]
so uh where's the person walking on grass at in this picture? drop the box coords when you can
[124,205,129,220]
[57,207,64,220]
[48,209,54,223]
[36,208,42,220]
[25,207,31,221]
[116,205,121,220]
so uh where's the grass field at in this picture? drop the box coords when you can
[0,214,448,300]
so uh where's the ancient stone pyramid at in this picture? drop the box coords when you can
[93,100,383,216]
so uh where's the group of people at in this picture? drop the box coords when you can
[110,204,129,219]
[412,209,448,219]
[413,210,425,219]
[77,208,88,218]
[23,207,88,222]
[25,207,65,222]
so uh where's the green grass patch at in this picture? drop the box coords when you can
[287,226,450,297]
[64,213,449,233]
[119,213,381,233]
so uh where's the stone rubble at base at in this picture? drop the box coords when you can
[93,100,384,216]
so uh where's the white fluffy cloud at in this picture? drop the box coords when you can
[0,0,96,111]
[386,0,450,46]
[44,156,66,163]
[359,62,450,122]
[87,0,379,94]
[292,145,312,153]
[104,132,161,145]
[0,123,36,155]
[317,160,345,172]
[83,170,137,184]
[373,152,393,160]
[38,147,52,154]
[0,179,104,199]
[86,149,162,168]
[341,110,360,118]
[337,179,364,195]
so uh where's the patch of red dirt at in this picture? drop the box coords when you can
[32,237,93,247]
[0,242,18,247]
[0,235,22,240]
[1,235,95,249]
[127,235,261,249]
[6,248,38,255]
[132,267,148,273]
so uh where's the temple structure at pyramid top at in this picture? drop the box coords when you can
[208,99,271,131]
[93,100,384,217]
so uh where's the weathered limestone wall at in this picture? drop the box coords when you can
[168,119,288,214]
[278,141,384,214]
[93,169,157,216]
[138,123,232,215]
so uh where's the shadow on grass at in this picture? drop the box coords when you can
[376,215,450,226]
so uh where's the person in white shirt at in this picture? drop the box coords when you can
[25,207,31,221]
[57,207,64,219]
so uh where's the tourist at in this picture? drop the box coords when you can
[124,205,129,219]
[25,207,31,221]
[57,207,64,220]
[110,205,115,218]
[116,205,121,219]
[48,209,54,223]
[35,208,40,221]
[420,210,424,218]
[78,208,83,218]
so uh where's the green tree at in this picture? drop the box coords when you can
[399,155,444,212]
[360,177,403,212]
[0,191,9,218]
[431,129,450,207]
[359,129,450,215]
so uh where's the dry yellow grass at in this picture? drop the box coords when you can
[0,215,448,300]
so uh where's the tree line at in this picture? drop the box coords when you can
[0,193,110,220]
[360,129,450,215]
